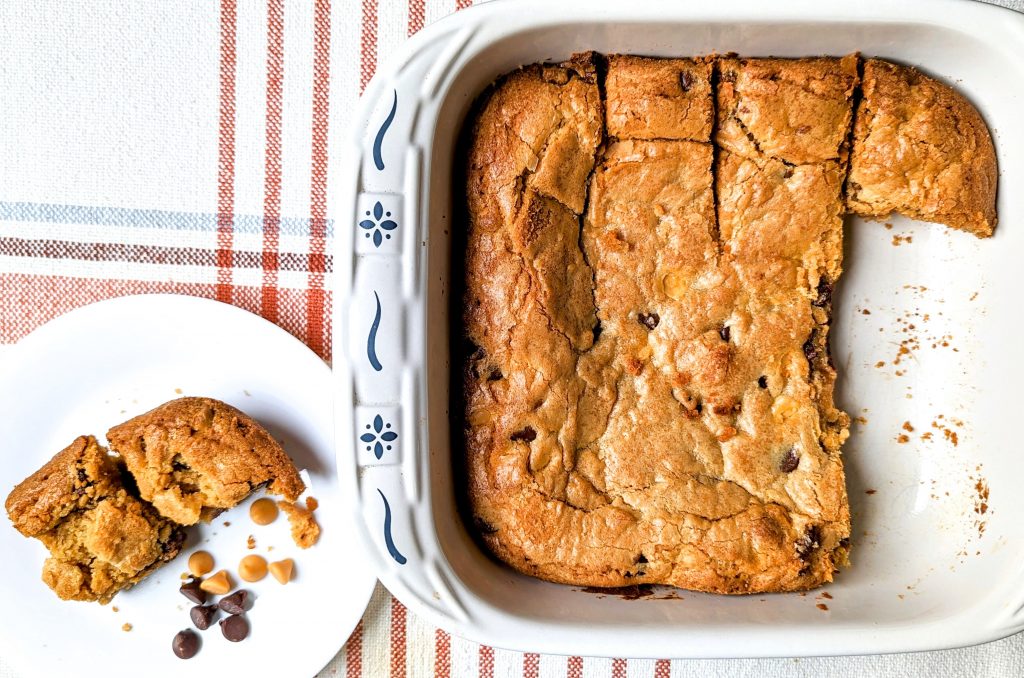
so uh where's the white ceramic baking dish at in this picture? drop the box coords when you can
[334,0,1024,658]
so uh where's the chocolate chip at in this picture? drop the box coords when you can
[190,605,218,630]
[637,313,659,330]
[780,448,800,473]
[783,167,795,179]
[797,525,822,560]
[510,426,536,442]
[679,71,693,92]
[172,629,200,659]
[813,279,833,308]
[758,376,768,389]
[803,334,819,364]
[220,614,249,642]
[76,469,88,482]
[473,516,498,535]
[636,554,648,564]
[719,325,731,342]
[464,338,484,361]
[218,590,249,615]
[179,577,206,605]
[162,529,186,556]
[487,368,503,381]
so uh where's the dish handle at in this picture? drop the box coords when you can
[335,13,484,627]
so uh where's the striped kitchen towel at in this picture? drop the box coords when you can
[1,1,1023,677]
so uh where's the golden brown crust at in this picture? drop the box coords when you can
[466,52,602,223]
[106,397,304,525]
[605,55,714,141]
[464,52,995,594]
[716,55,859,165]
[6,435,123,537]
[464,56,858,594]
[5,436,185,602]
[848,59,997,237]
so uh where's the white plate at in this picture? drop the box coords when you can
[0,294,374,678]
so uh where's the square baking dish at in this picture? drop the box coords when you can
[334,0,1024,658]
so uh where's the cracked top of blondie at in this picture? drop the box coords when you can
[463,53,866,594]
[106,397,304,525]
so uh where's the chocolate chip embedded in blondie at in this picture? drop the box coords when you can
[5,435,186,603]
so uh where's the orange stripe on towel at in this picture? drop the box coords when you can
[261,0,285,324]
[306,0,331,359]
[217,0,237,303]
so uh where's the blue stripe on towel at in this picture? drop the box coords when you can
[0,201,334,238]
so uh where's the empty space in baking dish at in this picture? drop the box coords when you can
[359,4,1024,656]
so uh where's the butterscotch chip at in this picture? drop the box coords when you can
[249,498,278,525]
[4,436,185,603]
[188,551,214,577]
[269,559,294,584]
[238,555,267,582]
[278,501,320,549]
[199,569,232,595]
[106,397,305,525]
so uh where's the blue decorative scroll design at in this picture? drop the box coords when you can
[372,89,397,171]
[377,489,407,565]
[361,414,397,459]
[367,291,383,371]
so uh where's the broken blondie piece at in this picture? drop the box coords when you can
[5,435,185,602]
[847,59,997,237]
[106,397,305,525]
